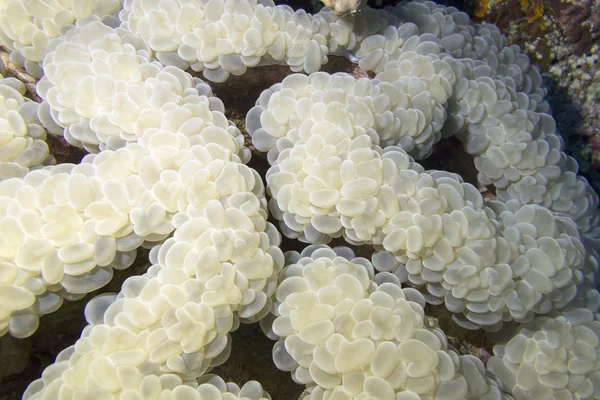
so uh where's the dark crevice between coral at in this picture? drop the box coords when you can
[210,323,305,400]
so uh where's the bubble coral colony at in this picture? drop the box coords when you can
[0,0,599,399]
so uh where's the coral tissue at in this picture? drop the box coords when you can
[0,0,597,399]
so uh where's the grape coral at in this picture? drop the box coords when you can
[0,0,597,399]
[267,245,508,399]
[0,57,52,178]
[488,309,600,399]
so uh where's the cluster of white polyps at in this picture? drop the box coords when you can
[0,0,122,77]
[119,0,332,83]
[372,198,590,330]
[344,2,600,239]
[409,198,587,329]
[376,1,599,238]
[117,0,466,84]
[450,55,600,238]
[23,184,283,398]
[25,371,271,400]
[0,58,53,179]
[247,54,455,160]
[487,308,600,400]
[0,69,253,338]
[60,0,599,240]
[246,58,457,242]
[259,0,599,240]
[6,0,600,399]
[265,245,509,400]
[37,21,249,156]
[248,65,591,329]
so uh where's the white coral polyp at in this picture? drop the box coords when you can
[266,136,429,245]
[115,0,600,239]
[0,71,53,178]
[246,0,600,240]
[6,0,600,399]
[382,187,588,330]
[38,21,250,155]
[269,245,507,400]
[22,189,282,398]
[251,68,590,329]
[0,95,251,337]
[247,59,454,161]
[0,0,122,77]
[373,2,599,237]
[120,0,331,82]
[488,309,600,400]
[451,68,600,237]
[25,372,271,400]
[384,195,589,330]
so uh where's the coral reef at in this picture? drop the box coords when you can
[488,308,600,399]
[0,58,53,179]
[0,0,598,399]
[0,0,122,78]
[267,246,508,399]
[469,0,600,191]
